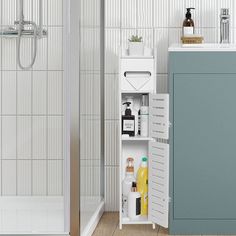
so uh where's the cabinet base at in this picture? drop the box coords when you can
[170,219,236,235]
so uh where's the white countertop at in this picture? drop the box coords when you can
[169,43,236,52]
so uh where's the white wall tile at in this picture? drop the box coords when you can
[81,0,95,27]
[17,71,32,114]
[0,0,64,197]
[48,160,63,195]
[169,0,185,27]
[105,74,119,120]
[154,0,169,27]
[48,116,63,159]
[2,160,16,195]
[48,71,63,115]
[157,74,168,93]
[105,29,120,73]
[32,71,47,115]
[17,160,31,195]
[94,29,101,72]
[105,0,120,27]
[48,0,63,26]
[137,29,154,48]
[32,160,47,195]
[154,28,169,73]
[2,0,16,25]
[32,117,46,159]
[48,27,63,70]
[0,117,1,158]
[2,72,16,115]
[81,72,101,116]
[2,116,16,159]
[169,28,182,45]
[121,0,136,28]
[137,0,153,28]
[105,120,119,166]
[105,166,119,211]
[33,0,48,26]
[80,73,93,115]
[201,0,218,27]
[80,117,101,160]
[33,37,48,70]
[202,28,218,43]
[80,28,94,71]
[2,39,16,70]
[17,117,31,159]
[0,162,2,194]
[121,29,136,50]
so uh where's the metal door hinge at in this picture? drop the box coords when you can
[169,122,172,128]
[168,197,172,203]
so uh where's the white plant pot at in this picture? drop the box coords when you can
[129,42,144,56]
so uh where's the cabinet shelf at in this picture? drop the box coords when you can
[122,136,154,141]
[121,90,153,94]
[122,216,153,225]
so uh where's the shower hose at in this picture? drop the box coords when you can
[17,21,37,70]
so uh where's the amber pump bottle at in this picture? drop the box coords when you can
[183,8,195,36]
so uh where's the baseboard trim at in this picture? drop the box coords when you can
[81,200,105,236]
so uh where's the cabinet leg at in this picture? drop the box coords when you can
[119,223,122,230]
[152,224,156,229]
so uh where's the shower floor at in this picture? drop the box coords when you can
[0,196,66,234]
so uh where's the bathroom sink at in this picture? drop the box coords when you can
[169,43,236,52]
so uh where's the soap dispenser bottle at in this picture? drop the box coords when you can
[122,102,135,137]
[183,8,195,36]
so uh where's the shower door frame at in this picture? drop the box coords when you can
[63,0,80,235]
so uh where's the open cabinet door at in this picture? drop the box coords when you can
[148,141,169,228]
[149,93,169,228]
[149,94,169,140]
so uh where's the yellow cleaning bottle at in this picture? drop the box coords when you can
[137,157,148,215]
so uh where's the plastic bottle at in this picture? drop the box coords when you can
[183,8,195,36]
[137,157,148,215]
[128,182,141,220]
[140,94,149,137]
[122,157,136,216]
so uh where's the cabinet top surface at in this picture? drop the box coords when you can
[169,43,236,52]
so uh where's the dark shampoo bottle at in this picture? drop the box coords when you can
[122,102,135,137]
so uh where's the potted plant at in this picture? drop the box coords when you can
[128,35,144,56]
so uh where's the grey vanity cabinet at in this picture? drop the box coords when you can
[169,50,236,234]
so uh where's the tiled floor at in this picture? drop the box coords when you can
[93,212,168,236]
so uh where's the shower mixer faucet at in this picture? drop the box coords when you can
[0,0,47,70]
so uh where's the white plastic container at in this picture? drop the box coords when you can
[140,94,149,137]
[128,182,141,220]
[122,158,136,217]
[129,42,144,56]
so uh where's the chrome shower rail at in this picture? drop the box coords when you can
[0,26,47,38]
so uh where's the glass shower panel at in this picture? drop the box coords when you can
[80,0,104,234]
[0,0,66,234]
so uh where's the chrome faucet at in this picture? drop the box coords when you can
[220,8,230,44]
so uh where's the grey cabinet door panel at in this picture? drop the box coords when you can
[173,73,236,219]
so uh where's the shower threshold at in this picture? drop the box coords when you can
[0,196,68,235]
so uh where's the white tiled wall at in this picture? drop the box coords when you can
[0,0,64,196]
[104,0,236,211]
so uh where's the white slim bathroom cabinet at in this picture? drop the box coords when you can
[119,55,169,229]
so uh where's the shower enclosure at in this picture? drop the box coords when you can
[0,0,104,234]
[79,0,104,235]
[0,0,69,234]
